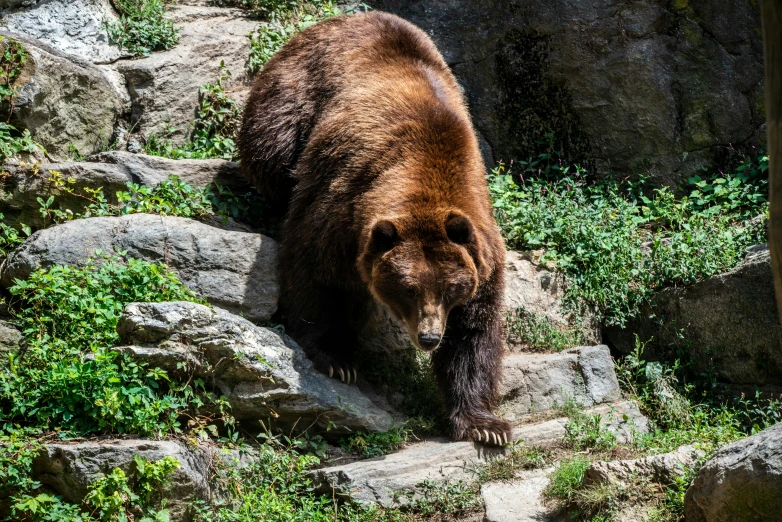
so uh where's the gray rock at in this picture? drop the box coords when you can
[116,301,395,435]
[503,250,567,321]
[313,401,646,506]
[499,345,621,422]
[116,5,256,143]
[32,439,215,521]
[685,422,782,522]
[584,445,704,487]
[482,468,563,522]
[0,318,23,357]
[0,214,278,322]
[0,152,248,230]
[370,0,764,186]
[0,0,127,64]
[607,244,782,387]
[1,34,123,160]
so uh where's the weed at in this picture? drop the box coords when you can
[106,0,180,57]
[489,154,768,327]
[144,64,240,160]
[341,419,430,458]
[545,456,591,502]
[475,442,550,482]
[564,408,617,452]
[0,37,41,161]
[246,2,342,75]
[506,306,592,352]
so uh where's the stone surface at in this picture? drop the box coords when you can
[370,0,765,186]
[584,445,704,487]
[32,438,215,521]
[1,34,123,160]
[0,214,278,322]
[0,0,126,64]
[499,345,621,422]
[313,401,646,506]
[0,152,247,229]
[685,422,782,522]
[116,5,256,143]
[0,318,23,357]
[608,244,782,387]
[482,468,563,522]
[116,301,395,435]
[503,250,567,321]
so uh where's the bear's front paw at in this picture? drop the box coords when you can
[327,364,358,385]
[456,415,512,446]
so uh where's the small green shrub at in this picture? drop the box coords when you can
[0,255,226,437]
[545,456,591,502]
[475,442,550,482]
[489,154,768,327]
[341,420,424,458]
[0,37,42,161]
[506,307,592,352]
[209,0,297,19]
[246,2,342,75]
[563,407,617,452]
[106,0,180,57]
[145,64,241,160]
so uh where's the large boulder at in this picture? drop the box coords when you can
[32,439,217,522]
[116,5,256,143]
[499,345,621,422]
[0,34,123,160]
[370,0,764,186]
[685,423,782,522]
[0,0,126,64]
[607,245,782,388]
[0,152,248,229]
[116,301,396,435]
[0,214,279,322]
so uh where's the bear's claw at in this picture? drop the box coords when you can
[327,365,358,385]
[469,425,511,446]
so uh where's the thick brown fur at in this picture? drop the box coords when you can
[239,11,511,445]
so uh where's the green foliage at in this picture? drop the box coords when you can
[246,1,343,75]
[11,455,180,522]
[0,255,225,437]
[401,480,483,518]
[37,169,260,226]
[0,37,42,161]
[209,0,298,18]
[475,442,550,482]
[145,64,241,160]
[0,213,30,257]
[563,407,617,452]
[544,456,591,502]
[506,306,592,352]
[106,0,180,57]
[340,421,423,458]
[489,154,768,327]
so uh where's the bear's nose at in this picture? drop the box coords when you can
[418,333,442,350]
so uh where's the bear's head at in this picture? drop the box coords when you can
[358,210,491,352]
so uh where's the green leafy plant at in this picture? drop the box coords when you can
[246,1,342,75]
[209,0,298,18]
[475,442,550,482]
[0,255,229,437]
[506,307,592,352]
[144,64,240,160]
[489,156,768,327]
[563,407,617,452]
[0,37,41,161]
[544,456,591,503]
[340,420,424,458]
[106,0,180,57]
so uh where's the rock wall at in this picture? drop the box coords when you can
[369,0,765,187]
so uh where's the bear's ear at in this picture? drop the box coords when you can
[445,212,475,245]
[369,219,399,253]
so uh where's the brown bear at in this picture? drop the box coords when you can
[238,11,510,445]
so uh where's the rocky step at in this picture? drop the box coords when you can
[481,445,701,522]
[312,400,648,507]
[0,152,249,230]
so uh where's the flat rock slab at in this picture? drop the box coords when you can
[313,401,646,507]
[499,345,622,421]
[0,152,247,229]
[585,445,703,487]
[481,468,564,522]
[0,214,278,322]
[32,438,215,522]
[117,301,395,435]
